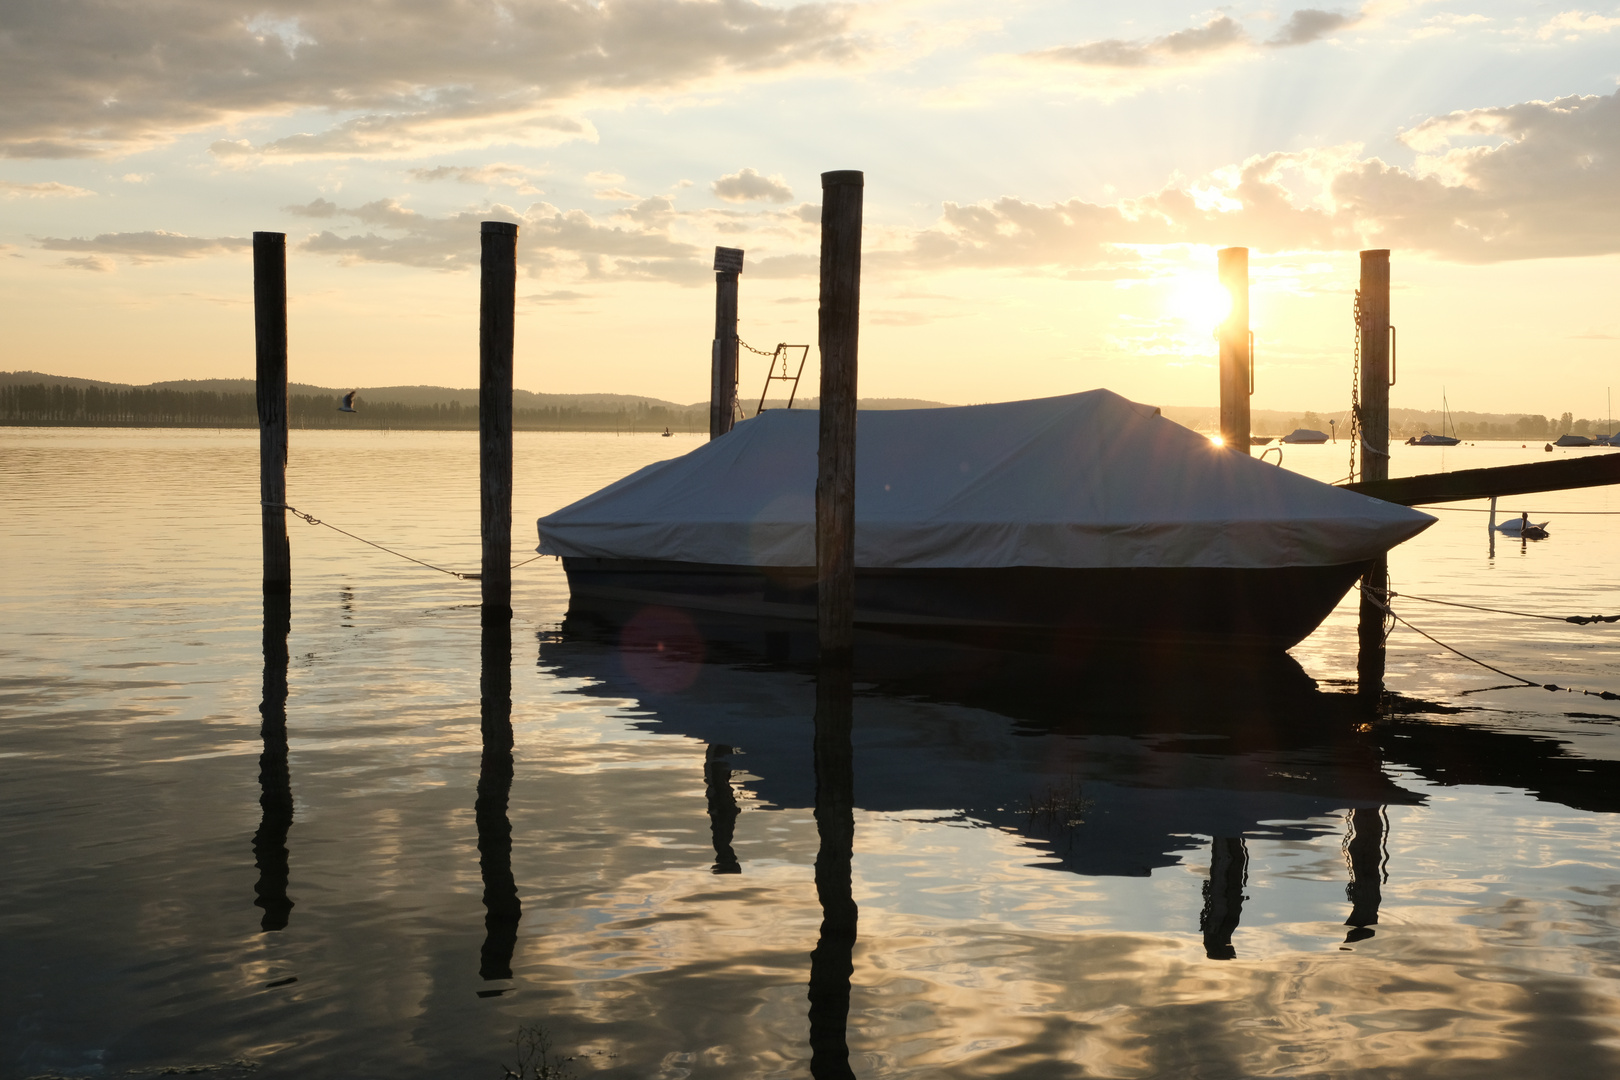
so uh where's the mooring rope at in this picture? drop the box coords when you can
[1414,505,1620,515]
[262,502,546,580]
[1387,590,1620,625]
[1359,586,1620,701]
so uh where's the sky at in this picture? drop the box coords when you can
[1,1,1618,416]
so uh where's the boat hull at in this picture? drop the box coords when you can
[560,558,1373,651]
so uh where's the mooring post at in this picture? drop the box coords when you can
[254,232,291,593]
[710,247,744,439]
[480,221,518,621]
[1217,246,1252,454]
[1357,250,1392,703]
[817,172,862,663]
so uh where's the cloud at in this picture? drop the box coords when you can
[60,254,116,272]
[407,164,545,194]
[888,90,1620,269]
[294,197,700,281]
[36,230,251,263]
[285,198,340,218]
[1030,16,1247,68]
[712,168,794,203]
[1267,9,1359,47]
[1536,11,1620,40]
[0,0,863,159]
[2,179,93,198]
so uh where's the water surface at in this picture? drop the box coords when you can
[2,427,1618,1078]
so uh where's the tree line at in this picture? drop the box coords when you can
[0,383,707,432]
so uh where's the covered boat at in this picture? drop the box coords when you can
[1279,428,1330,444]
[538,391,1435,650]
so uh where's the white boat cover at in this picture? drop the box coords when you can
[537,390,1434,570]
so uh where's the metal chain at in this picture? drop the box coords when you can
[1347,290,1362,484]
[737,337,778,357]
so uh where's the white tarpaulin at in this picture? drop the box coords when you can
[538,390,1434,570]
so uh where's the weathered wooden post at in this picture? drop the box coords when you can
[808,661,857,1079]
[1357,250,1391,702]
[1217,246,1252,454]
[254,232,291,593]
[480,221,518,620]
[710,246,744,439]
[817,172,862,663]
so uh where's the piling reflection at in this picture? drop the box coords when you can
[1343,806,1386,943]
[1200,837,1248,960]
[476,616,520,987]
[253,593,294,931]
[809,661,858,1080]
[704,744,743,875]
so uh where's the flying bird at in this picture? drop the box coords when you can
[338,390,358,413]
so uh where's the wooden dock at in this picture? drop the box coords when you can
[1345,453,1620,506]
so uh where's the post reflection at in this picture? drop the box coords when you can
[704,744,742,875]
[1200,837,1248,961]
[1343,807,1386,944]
[808,662,858,1080]
[476,616,521,987]
[253,592,294,932]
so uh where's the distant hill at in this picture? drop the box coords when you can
[0,371,952,430]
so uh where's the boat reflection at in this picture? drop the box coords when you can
[534,605,1620,1072]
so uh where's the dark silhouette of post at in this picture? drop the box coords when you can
[1343,807,1384,943]
[705,744,742,874]
[1217,246,1251,455]
[1200,836,1248,960]
[253,593,294,931]
[477,616,521,985]
[1357,250,1391,703]
[710,247,744,439]
[480,221,518,621]
[808,662,857,1079]
[817,171,862,663]
[254,232,290,593]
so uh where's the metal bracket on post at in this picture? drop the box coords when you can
[1248,330,1255,396]
[1388,325,1397,386]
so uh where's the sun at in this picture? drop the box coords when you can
[1165,276,1233,335]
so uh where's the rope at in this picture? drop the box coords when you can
[1415,506,1620,515]
[1359,586,1620,701]
[1386,590,1620,625]
[262,503,547,580]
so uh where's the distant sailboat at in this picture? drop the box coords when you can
[1408,389,1460,445]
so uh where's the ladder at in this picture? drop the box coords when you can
[752,343,810,417]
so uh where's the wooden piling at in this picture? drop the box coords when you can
[480,221,518,620]
[710,247,744,439]
[1356,250,1392,703]
[1217,247,1251,455]
[816,172,862,662]
[254,232,291,593]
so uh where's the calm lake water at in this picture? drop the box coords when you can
[2,425,1618,1079]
